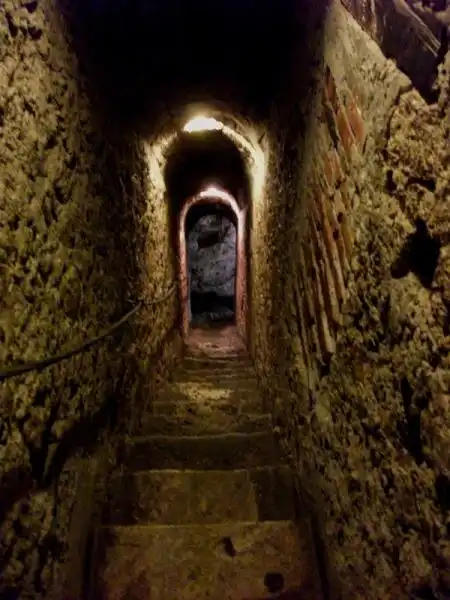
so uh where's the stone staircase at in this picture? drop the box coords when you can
[90,347,321,599]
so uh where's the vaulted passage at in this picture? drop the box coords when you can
[1,1,450,599]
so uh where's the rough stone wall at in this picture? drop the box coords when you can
[270,1,450,598]
[0,1,179,597]
[340,0,449,100]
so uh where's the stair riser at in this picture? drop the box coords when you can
[185,352,248,361]
[173,377,259,388]
[125,434,278,471]
[173,368,255,379]
[105,467,296,526]
[138,413,271,436]
[182,359,253,369]
[164,381,260,396]
[151,397,264,417]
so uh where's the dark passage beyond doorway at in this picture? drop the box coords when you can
[187,213,236,327]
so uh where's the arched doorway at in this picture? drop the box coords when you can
[179,186,246,340]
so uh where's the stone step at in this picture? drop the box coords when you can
[94,521,318,599]
[170,369,257,383]
[156,383,262,407]
[172,378,260,390]
[185,349,249,361]
[124,432,279,471]
[165,377,260,394]
[180,356,254,370]
[173,365,256,379]
[150,396,265,418]
[105,466,296,526]
[139,411,271,436]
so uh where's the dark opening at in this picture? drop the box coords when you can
[391,218,441,289]
[186,205,237,328]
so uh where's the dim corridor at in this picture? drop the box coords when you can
[3,0,450,596]
[89,327,321,599]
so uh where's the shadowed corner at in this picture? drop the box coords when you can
[391,218,441,289]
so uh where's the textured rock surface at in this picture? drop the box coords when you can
[256,3,450,598]
[0,0,180,596]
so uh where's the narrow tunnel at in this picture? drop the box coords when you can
[1,0,450,599]
[163,125,250,342]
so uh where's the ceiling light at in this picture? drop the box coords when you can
[183,116,223,133]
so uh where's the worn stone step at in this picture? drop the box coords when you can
[180,357,254,370]
[124,432,279,471]
[150,396,265,418]
[94,521,318,599]
[173,365,256,380]
[185,349,249,361]
[172,372,258,386]
[183,353,252,364]
[166,377,260,393]
[105,466,296,526]
[156,382,262,407]
[139,410,271,436]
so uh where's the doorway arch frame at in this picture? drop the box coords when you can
[178,187,247,340]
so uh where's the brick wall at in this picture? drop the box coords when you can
[292,59,366,385]
[278,0,412,393]
[273,2,450,597]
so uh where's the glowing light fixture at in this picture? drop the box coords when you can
[198,185,234,203]
[183,116,223,133]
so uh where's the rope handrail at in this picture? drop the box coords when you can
[0,282,178,383]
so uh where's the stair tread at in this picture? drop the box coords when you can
[176,362,254,371]
[172,370,257,381]
[105,466,296,526]
[94,520,317,599]
[155,386,262,407]
[161,380,260,398]
[173,377,259,388]
[133,430,270,440]
[138,412,271,436]
[124,431,279,471]
[151,396,264,415]
[168,375,259,386]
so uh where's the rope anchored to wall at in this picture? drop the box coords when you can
[0,282,178,383]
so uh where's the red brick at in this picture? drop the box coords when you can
[324,66,340,114]
[340,180,352,210]
[310,211,342,328]
[335,190,354,259]
[330,149,343,184]
[323,153,334,188]
[336,108,355,161]
[346,97,366,147]
[313,192,346,304]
